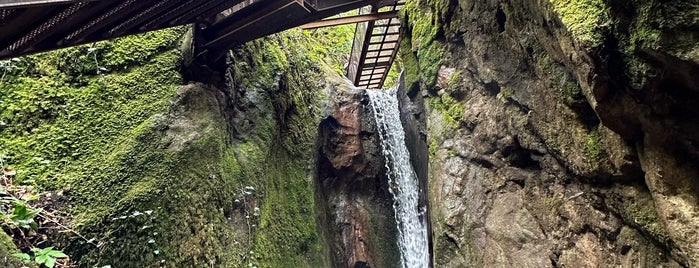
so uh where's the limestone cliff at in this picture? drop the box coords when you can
[401,0,698,266]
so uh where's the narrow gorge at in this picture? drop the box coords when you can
[0,0,697,267]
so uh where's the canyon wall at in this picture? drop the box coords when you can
[401,0,698,266]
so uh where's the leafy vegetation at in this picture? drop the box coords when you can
[13,247,68,268]
[2,196,42,230]
[2,159,77,267]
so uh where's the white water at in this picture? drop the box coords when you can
[366,88,429,268]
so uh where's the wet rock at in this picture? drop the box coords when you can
[316,82,400,268]
[404,0,698,266]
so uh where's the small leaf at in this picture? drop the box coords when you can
[45,256,56,268]
[37,246,54,255]
[29,208,43,217]
[11,252,30,261]
[35,254,48,264]
[48,250,68,258]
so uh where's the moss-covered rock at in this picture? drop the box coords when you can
[549,0,610,47]
[1,20,357,266]
[402,0,446,88]
[0,231,22,268]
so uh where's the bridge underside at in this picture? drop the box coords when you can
[1,0,401,88]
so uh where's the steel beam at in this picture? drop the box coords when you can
[299,10,397,29]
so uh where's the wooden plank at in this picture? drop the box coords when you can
[299,10,397,29]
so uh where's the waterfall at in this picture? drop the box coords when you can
[366,88,429,268]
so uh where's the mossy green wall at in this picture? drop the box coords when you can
[1,21,356,266]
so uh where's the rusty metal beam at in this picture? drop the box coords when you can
[299,10,397,29]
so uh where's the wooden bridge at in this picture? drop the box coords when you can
[0,0,403,88]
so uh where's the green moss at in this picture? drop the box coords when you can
[403,0,445,87]
[583,128,604,163]
[624,195,671,246]
[222,33,336,267]
[252,154,322,267]
[400,38,421,91]
[613,1,699,90]
[418,43,445,87]
[2,25,321,266]
[0,11,349,267]
[446,70,462,89]
[549,0,610,47]
[628,203,659,231]
[382,60,402,89]
[429,94,464,127]
[0,27,184,187]
[0,232,22,268]
[428,137,439,157]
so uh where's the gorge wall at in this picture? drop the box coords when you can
[2,0,698,267]
[401,0,698,266]
[0,25,364,266]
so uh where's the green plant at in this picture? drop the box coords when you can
[1,196,42,230]
[583,128,604,163]
[13,247,68,268]
[0,58,20,83]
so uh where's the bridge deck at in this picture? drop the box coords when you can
[0,0,388,59]
[1,0,402,88]
[347,1,403,89]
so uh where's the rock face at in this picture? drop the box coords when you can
[401,0,698,266]
[0,28,358,267]
[316,79,400,268]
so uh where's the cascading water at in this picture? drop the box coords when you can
[366,88,429,268]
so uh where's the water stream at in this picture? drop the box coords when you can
[366,88,429,268]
